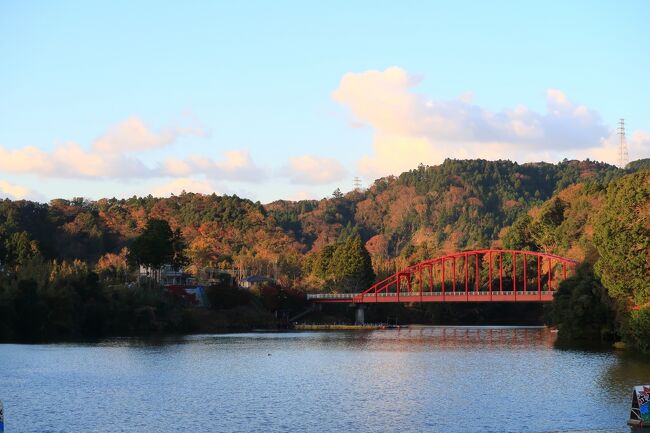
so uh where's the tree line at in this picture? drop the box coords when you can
[0,158,647,348]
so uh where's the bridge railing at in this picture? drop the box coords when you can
[307,293,355,300]
[352,249,577,303]
[308,290,557,301]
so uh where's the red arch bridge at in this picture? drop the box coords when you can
[306,249,577,304]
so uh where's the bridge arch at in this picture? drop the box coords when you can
[354,249,577,303]
[307,249,577,304]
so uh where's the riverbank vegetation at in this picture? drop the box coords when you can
[0,254,302,341]
[0,158,647,349]
[525,171,649,350]
[0,257,191,341]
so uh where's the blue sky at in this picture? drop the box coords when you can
[1,1,648,203]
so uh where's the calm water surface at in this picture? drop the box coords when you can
[1,327,649,432]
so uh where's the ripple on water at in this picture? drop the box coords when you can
[0,327,647,432]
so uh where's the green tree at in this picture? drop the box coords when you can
[627,158,650,172]
[548,265,616,342]
[529,197,566,252]
[593,171,650,308]
[502,214,535,250]
[128,219,186,272]
[3,231,40,269]
[623,307,650,353]
[328,234,375,292]
[313,244,336,280]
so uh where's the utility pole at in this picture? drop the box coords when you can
[617,118,629,169]
[353,176,362,191]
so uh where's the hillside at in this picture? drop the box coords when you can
[0,158,628,286]
[1,157,649,347]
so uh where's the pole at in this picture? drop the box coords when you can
[465,253,469,296]
[475,253,479,293]
[453,256,457,293]
[397,274,400,302]
[523,254,527,293]
[489,251,493,301]
[537,254,541,300]
[419,266,423,303]
[441,259,445,296]
[513,252,517,301]
[548,257,552,291]
[499,252,503,294]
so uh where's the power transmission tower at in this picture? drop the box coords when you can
[617,118,629,169]
[353,176,362,191]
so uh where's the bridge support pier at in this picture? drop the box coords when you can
[355,305,366,325]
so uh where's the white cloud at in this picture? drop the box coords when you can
[0,146,54,175]
[161,150,266,182]
[55,142,154,178]
[150,178,219,197]
[333,66,646,177]
[0,115,268,186]
[357,135,441,178]
[576,129,650,165]
[216,150,261,179]
[161,158,193,176]
[630,130,650,158]
[283,155,347,184]
[288,190,320,201]
[333,67,423,136]
[92,116,205,154]
[0,140,156,179]
[0,117,198,179]
[0,180,43,201]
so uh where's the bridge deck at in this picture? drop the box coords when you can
[307,291,554,303]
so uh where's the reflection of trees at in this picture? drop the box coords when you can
[599,351,650,401]
[318,326,556,351]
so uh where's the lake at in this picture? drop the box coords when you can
[1,327,648,432]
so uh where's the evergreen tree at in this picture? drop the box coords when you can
[593,171,650,307]
[313,244,336,280]
[529,197,566,252]
[328,234,375,292]
[128,219,185,271]
[624,307,650,353]
[502,214,535,250]
[548,265,616,342]
[3,231,40,269]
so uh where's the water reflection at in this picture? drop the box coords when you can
[601,351,650,401]
[1,327,647,433]
[359,326,558,350]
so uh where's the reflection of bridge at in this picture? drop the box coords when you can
[307,249,577,305]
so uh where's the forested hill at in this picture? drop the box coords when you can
[0,158,634,285]
[2,157,649,346]
[267,158,625,277]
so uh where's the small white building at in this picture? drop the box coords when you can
[239,275,274,289]
[138,264,195,286]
